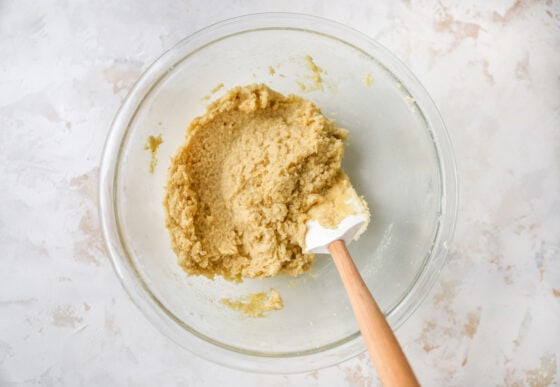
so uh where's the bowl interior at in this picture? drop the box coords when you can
[115,27,442,356]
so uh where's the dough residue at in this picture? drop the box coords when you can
[364,72,374,87]
[222,289,284,317]
[144,134,163,174]
[202,83,225,101]
[404,95,416,103]
[164,84,365,280]
[305,54,324,86]
[296,55,325,92]
[211,83,224,93]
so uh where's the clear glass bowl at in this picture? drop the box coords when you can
[99,13,457,373]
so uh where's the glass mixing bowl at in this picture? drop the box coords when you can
[99,13,457,373]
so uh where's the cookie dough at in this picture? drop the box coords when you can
[222,289,283,318]
[164,84,362,280]
[144,134,163,174]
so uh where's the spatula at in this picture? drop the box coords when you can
[305,188,419,387]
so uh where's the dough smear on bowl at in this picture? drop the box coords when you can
[164,84,367,280]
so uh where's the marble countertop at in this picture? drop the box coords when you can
[1,0,559,385]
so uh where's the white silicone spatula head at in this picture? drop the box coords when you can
[305,213,368,254]
[304,182,370,254]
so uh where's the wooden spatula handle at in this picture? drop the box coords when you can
[329,240,419,387]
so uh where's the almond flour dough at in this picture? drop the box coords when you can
[144,134,163,174]
[222,289,283,318]
[164,84,362,280]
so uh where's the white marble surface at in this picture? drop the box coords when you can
[1,0,559,385]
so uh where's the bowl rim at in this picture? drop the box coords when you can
[99,11,458,373]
